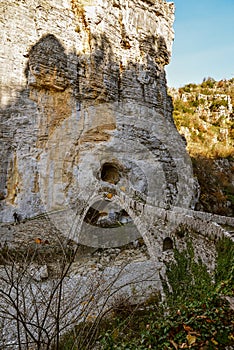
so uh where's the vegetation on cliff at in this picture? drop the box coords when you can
[170,77,234,159]
[76,79,234,348]
[169,78,234,216]
[60,233,234,350]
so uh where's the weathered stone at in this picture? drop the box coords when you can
[1,0,233,286]
[1,3,234,348]
[28,264,49,281]
[1,0,196,250]
[0,0,179,225]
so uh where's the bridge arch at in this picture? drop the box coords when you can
[67,190,157,255]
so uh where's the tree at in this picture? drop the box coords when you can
[0,227,158,349]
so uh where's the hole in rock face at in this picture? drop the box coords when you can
[101,163,120,184]
[80,200,141,248]
[84,203,132,228]
[163,237,173,251]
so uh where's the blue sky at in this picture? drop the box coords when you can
[165,0,234,87]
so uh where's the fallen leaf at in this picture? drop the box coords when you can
[120,186,126,192]
[189,331,201,337]
[106,193,113,199]
[113,328,119,339]
[87,315,95,321]
[206,318,213,323]
[99,211,108,216]
[35,238,42,244]
[211,338,218,346]
[186,334,196,346]
[170,339,178,349]
[183,324,193,332]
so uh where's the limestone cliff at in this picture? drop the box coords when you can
[169,79,234,216]
[1,6,234,347]
[0,0,195,248]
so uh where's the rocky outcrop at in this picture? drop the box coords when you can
[1,5,233,346]
[169,80,234,159]
[169,80,234,216]
[2,0,232,258]
[1,0,193,228]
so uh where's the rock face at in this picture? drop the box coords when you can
[0,0,196,249]
[1,4,234,346]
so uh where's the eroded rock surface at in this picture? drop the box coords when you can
[1,0,231,264]
[1,3,234,348]
[0,0,179,225]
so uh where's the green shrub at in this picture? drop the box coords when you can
[215,237,234,295]
[201,77,216,89]
[210,99,228,112]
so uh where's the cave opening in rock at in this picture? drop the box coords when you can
[84,203,132,228]
[80,200,141,248]
[163,237,173,251]
[101,163,120,184]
